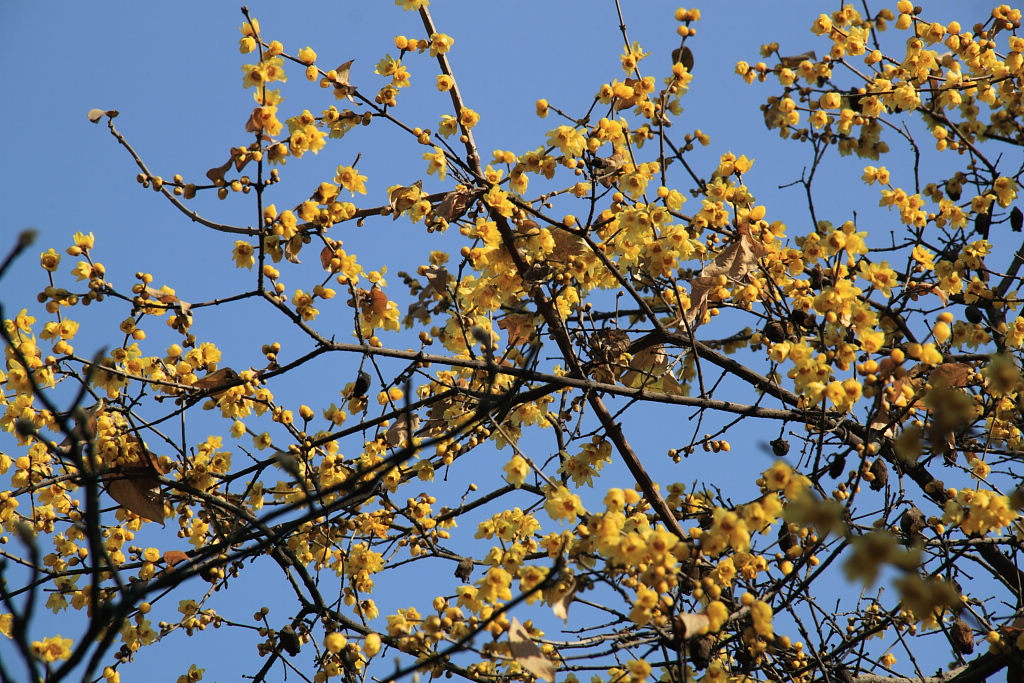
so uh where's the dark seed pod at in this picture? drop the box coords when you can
[764,321,787,343]
[352,370,371,398]
[1011,206,1023,233]
[770,437,790,457]
[974,211,991,240]
[944,177,962,201]
[965,305,983,324]
[828,452,847,479]
[778,523,798,552]
[868,456,888,490]
[950,618,974,654]
[454,556,474,582]
[900,506,926,538]
[279,625,301,656]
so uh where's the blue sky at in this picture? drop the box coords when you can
[1,1,1011,681]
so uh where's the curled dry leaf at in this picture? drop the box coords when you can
[673,612,710,640]
[320,245,335,271]
[388,180,423,220]
[105,435,168,523]
[143,286,191,315]
[369,288,389,315]
[928,363,973,388]
[434,186,474,223]
[421,264,449,296]
[904,281,949,305]
[686,224,769,329]
[163,550,190,567]
[385,414,420,448]
[191,367,242,396]
[551,577,577,623]
[507,617,556,683]
[622,344,667,388]
[285,235,303,264]
[778,50,817,68]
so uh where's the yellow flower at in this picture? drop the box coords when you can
[32,635,73,662]
[428,32,454,57]
[232,241,255,269]
[334,165,367,195]
[297,46,317,64]
[423,147,447,179]
[543,485,585,523]
[503,455,530,487]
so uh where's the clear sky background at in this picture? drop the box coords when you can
[1,1,1007,681]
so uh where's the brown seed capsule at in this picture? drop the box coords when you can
[900,506,926,538]
[868,457,888,490]
[1011,206,1023,233]
[770,437,790,457]
[279,625,301,656]
[764,321,787,343]
[454,557,474,582]
[950,618,974,654]
[828,452,846,479]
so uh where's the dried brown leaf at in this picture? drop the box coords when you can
[388,180,422,220]
[622,344,667,388]
[928,363,973,388]
[385,414,420,448]
[435,187,474,223]
[320,246,335,271]
[143,286,191,315]
[686,225,768,329]
[191,367,242,395]
[87,108,106,123]
[107,471,165,522]
[674,612,710,640]
[778,50,817,68]
[508,617,556,682]
[369,288,388,315]
[551,577,577,623]
[163,550,190,567]
[904,281,949,305]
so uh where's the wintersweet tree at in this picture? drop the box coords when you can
[3,2,1024,682]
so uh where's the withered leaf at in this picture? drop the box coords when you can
[191,367,242,396]
[551,577,578,623]
[320,245,335,271]
[143,286,191,315]
[107,469,164,522]
[904,281,949,305]
[928,363,972,388]
[369,288,388,315]
[498,314,536,348]
[868,456,888,491]
[622,344,667,388]
[673,612,710,640]
[686,225,768,329]
[388,180,423,220]
[335,60,354,85]
[508,617,556,682]
[284,235,303,264]
[106,433,168,523]
[421,264,449,296]
[87,108,106,123]
[778,50,817,68]
[163,550,190,567]
[434,187,474,223]
[385,414,420,448]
